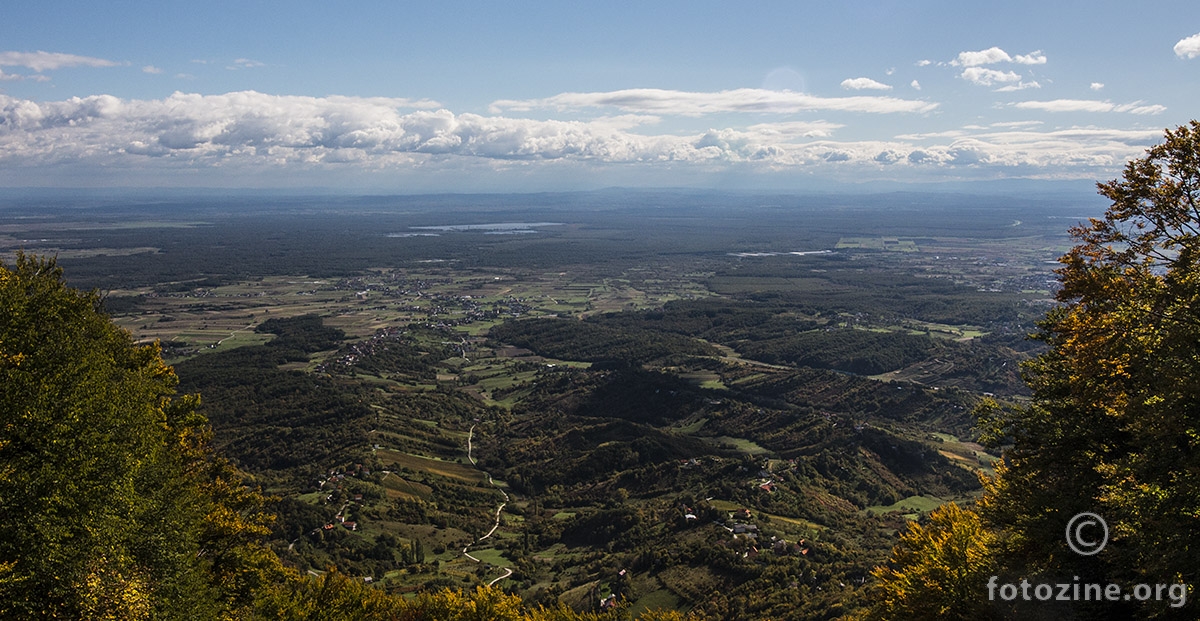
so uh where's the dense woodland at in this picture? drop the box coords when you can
[174,316,375,474]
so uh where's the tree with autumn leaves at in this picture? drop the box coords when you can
[978,120,1200,617]
[863,122,1200,619]
[860,502,996,619]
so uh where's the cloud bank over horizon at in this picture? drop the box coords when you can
[0,90,1168,188]
[0,1,1194,191]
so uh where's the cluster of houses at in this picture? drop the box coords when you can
[311,498,366,536]
[751,458,805,493]
[316,327,412,371]
[333,270,535,324]
[145,288,217,299]
[332,270,533,319]
[687,506,811,560]
[317,518,357,533]
[313,463,372,492]
[726,528,810,560]
[437,295,533,322]
[304,464,376,536]
[331,273,447,298]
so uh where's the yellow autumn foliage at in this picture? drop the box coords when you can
[860,503,996,620]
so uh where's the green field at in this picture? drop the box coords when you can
[707,436,771,456]
[866,494,947,516]
[466,547,512,567]
[380,473,434,500]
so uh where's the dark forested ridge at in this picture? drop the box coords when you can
[521,297,1030,397]
[175,315,374,474]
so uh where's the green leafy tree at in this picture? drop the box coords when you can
[0,253,278,619]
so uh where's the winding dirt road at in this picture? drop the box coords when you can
[462,424,514,586]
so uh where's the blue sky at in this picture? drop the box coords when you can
[1,1,1198,192]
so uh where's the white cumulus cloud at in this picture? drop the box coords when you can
[954,47,1047,88]
[1014,50,1047,65]
[911,80,921,90]
[953,47,1047,67]
[0,92,679,166]
[840,77,892,91]
[960,67,1022,86]
[142,65,163,74]
[1175,33,1200,58]
[953,47,1013,67]
[1090,82,1105,91]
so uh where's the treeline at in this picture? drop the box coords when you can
[589,299,821,342]
[1,255,279,619]
[488,317,720,365]
[708,261,1031,326]
[737,328,940,375]
[579,298,1030,394]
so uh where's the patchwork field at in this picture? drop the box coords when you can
[374,449,485,484]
